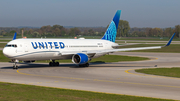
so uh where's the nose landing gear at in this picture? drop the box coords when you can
[12,59,19,69]
[13,62,18,69]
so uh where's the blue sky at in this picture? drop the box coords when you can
[0,0,180,28]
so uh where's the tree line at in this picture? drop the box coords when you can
[129,26,180,38]
[0,20,180,38]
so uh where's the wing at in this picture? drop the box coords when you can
[93,33,176,53]
[112,43,141,49]
[61,33,175,56]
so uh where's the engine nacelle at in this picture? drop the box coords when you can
[72,53,89,64]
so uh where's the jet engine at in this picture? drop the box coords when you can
[72,53,89,64]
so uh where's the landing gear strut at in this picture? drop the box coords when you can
[13,62,18,69]
[49,60,59,66]
[79,63,89,67]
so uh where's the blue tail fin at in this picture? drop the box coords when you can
[101,10,121,42]
[13,32,17,40]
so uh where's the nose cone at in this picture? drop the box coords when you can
[3,48,11,58]
[3,48,8,56]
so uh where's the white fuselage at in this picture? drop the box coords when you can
[3,38,117,61]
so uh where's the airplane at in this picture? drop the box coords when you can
[3,10,176,69]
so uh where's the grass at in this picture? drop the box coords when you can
[135,67,180,78]
[119,44,180,53]
[0,50,149,62]
[0,82,173,101]
[0,40,10,42]
[0,43,7,48]
[0,50,11,62]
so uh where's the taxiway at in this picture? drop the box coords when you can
[0,52,180,100]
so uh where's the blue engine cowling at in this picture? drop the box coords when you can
[72,53,89,64]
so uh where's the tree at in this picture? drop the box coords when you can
[54,28,61,36]
[88,29,94,36]
[153,28,163,37]
[145,28,163,37]
[117,20,130,37]
[29,29,33,35]
[164,27,172,37]
[174,25,180,38]
[69,27,80,36]
[52,25,63,30]
[32,32,39,37]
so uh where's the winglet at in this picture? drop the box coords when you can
[164,33,176,47]
[13,32,17,40]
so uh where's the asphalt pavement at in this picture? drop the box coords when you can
[0,52,180,100]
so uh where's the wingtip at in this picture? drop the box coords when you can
[164,33,176,47]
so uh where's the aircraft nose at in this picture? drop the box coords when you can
[3,48,11,57]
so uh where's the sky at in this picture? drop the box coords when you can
[0,0,180,28]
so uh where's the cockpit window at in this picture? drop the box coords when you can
[5,44,17,48]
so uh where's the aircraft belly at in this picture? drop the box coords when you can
[93,53,107,58]
[15,50,72,61]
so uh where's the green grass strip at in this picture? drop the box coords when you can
[135,67,180,78]
[0,50,11,62]
[0,40,10,42]
[0,43,7,48]
[0,82,173,101]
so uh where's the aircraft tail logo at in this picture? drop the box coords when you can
[102,10,121,42]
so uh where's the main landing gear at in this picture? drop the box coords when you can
[49,60,59,66]
[79,63,89,67]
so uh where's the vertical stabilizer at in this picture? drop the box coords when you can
[102,10,121,42]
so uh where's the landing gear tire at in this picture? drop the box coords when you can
[85,63,89,67]
[49,61,59,66]
[55,62,59,66]
[49,62,52,66]
[13,62,18,69]
[79,63,89,67]
[79,64,83,67]
[13,65,18,69]
[13,66,15,69]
